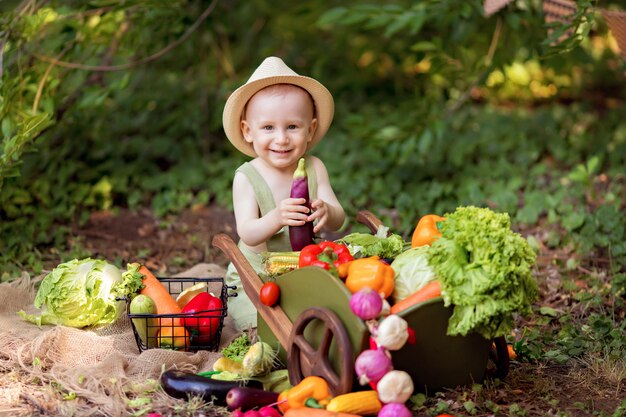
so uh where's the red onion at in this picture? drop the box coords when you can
[349,287,383,320]
[354,348,393,385]
[378,402,413,417]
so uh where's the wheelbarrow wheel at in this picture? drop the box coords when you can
[287,307,354,396]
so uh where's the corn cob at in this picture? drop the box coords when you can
[262,251,300,276]
[325,390,382,415]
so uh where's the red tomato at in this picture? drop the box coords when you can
[260,282,280,306]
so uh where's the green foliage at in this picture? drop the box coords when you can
[0,0,625,285]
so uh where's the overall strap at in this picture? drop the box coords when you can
[236,162,276,216]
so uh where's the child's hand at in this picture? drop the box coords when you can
[278,197,311,226]
[308,199,328,233]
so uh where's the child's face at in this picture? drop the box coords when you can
[241,85,318,170]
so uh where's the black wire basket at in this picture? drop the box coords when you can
[127,276,231,353]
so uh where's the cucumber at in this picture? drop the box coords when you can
[129,294,158,348]
[289,157,314,251]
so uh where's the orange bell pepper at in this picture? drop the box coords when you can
[411,214,446,247]
[157,319,191,350]
[278,389,291,414]
[339,257,395,298]
[286,376,331,409]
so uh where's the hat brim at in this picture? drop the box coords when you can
[223,75,334,158]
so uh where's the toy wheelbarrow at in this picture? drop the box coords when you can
[212,210,509,396]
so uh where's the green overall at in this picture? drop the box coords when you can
[225,155,318,330]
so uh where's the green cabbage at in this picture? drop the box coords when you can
[390,246,436,303]
[428,206,538,339]
[19,258,142,328]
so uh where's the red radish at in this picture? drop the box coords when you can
[258,406,282,417]
[289,158,314,251]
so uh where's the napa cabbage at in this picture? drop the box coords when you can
[19,258,143,328]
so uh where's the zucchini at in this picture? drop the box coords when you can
[226,386,279,411]
[129,294,158,348]
[160,370,263,405]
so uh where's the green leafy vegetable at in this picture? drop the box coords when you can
[18,258,140,328]
[221,333,252,363]
[338,226,407,259]
[428,206,538,339]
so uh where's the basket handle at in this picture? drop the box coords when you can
[211,233,294,350]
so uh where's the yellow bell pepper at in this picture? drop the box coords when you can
[339,257,395,298]
[286,376,331,409]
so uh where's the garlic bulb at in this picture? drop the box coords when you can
[375,314,409,351]
[376,370,414,404]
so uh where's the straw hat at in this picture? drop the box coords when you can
[223,56,334,157]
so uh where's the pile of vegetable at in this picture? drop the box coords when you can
[127,263,225,350]
[263,206,537,341]
[19,259,228,352]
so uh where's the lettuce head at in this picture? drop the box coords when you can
[428,206,538,339]
[19,258,142,328]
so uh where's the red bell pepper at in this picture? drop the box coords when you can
[181,292,222,345]
[298,241,354,275]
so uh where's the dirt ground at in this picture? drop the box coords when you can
[71,205,239,275]
[7,206,621,416]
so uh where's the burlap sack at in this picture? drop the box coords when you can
[0,264,243,417]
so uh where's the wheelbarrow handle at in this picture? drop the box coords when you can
[356,210,384,234]
[212,233,293,350]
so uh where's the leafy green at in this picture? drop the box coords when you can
[18,258,131,328]
[338,226,407,259]
[116,263,145,300]
[428,206,538,339]
[221,333,252,363]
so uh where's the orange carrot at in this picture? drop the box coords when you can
[284,408,362,417]
[138,264,182,328]
[390,280,442,315]
[138,265,181,315]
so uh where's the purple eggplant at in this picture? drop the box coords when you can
[160,370,262,405]
[226,386,279,411]
[289,157,315,251]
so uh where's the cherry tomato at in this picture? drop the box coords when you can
[260,282,280,306]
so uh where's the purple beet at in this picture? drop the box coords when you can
[289,157,315,251]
